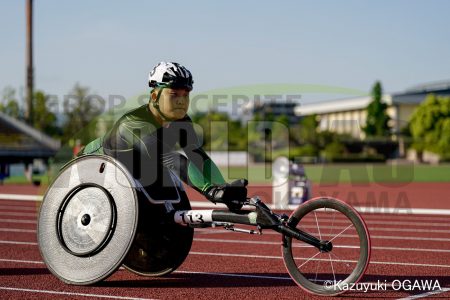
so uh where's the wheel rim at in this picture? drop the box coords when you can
[57,184,116,257]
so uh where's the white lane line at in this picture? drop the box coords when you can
[193,238,450,253]
[297,225,450,234]
[364,227,450,234]
[0,259,127,271]
[0,258,43,264]
[0,212,37,217]
[1,200,449,222]
[6,226,450,243]
[2,258,449,298]
[0,205,38,211]
[350,214,450,222]
[175,270,291,280]
[0,228,36,233]
[369,235,450,242]
[292,233,450,242]
[364,220,450,227]
[189,201,450,215]
[0,258,293,282]
[0,286,157,300]
[2,237,450,254]
[0,240,37,245]
[4,257,447,296]
[3,196,450,215]
[1,203,449,223]
[0,200,39,206]
[31,226,450,235]
[0,194,42,201]
[397,287,450,299]
[5,207,448,229]
[189,251,450,268]
[202,229,450,242]
[353,207,450,216]
[0,218,36,224]
[2,253,450,274]
[297,219,450,228]
[3,224,447,243]
[3,213,448,229]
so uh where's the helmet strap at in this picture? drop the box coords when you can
[151,87,175,122]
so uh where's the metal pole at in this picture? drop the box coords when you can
[25,0,34,124]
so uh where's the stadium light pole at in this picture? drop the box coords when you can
[25,0,34,124]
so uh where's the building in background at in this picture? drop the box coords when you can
[241,100,301,125]
[0,111,60,182]
[294,80,450,139]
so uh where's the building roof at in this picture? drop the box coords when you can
[295,80,450,116]
[404,80,450,93]
[392,80,450,104]
[294,95,392,116]
[0,111,60,160]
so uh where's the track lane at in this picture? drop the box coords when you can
[1,197,450,299]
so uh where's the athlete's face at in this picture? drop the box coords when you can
[153,88,190,120]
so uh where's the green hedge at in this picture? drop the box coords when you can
[323,153,386,163]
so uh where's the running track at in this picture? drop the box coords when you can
[0,184,449,299]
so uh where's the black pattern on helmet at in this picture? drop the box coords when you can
[148,62,193,90]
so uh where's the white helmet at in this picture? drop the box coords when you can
[148,62,193,91]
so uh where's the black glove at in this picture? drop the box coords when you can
[206,179,248,210]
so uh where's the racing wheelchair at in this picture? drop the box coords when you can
[37,155,371,296]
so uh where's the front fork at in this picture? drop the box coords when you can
[278,223,333,252]
[252,198,333,253]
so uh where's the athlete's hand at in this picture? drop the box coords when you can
[206,179,248,210]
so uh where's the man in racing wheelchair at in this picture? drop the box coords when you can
[78,61,247,211]
[39,62,370,291]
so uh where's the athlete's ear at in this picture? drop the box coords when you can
[151,89,158,101]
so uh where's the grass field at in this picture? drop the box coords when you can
[219,163,450,184]
[2,163,450,186]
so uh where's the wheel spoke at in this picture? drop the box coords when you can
[329,209,337,238]
[314,211,323,240]
[330,250,352,269]
[329,224,353,242]
[298,250,321,269]
[314,254,321,283]
[328,253,336,284]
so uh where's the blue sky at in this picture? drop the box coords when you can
[1,0,450,106]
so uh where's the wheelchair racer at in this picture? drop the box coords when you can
[79,62,247,210]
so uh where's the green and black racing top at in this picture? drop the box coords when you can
[81,104,226,195]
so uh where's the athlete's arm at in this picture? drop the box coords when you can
[172,117,226,193]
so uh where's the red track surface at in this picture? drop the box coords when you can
[0,183,449,299]
[3,182,450,209]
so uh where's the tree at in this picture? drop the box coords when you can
[228,118,247,150]
[271,115,290,148]
[247,112,263,146]
[297,114,319,145]
[363,81,391,137]
[0,86,22,119]
[63,83,104,143]
[33,90,59,136]
[191,111,231,150]
[409,94,450,156]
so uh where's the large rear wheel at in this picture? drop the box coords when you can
[122,185,193,277]
[282,197,371,296]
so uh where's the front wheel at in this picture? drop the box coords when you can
[282,197,371,296]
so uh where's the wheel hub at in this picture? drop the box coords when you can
[319,240,333,253]
[57,185,115,257]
